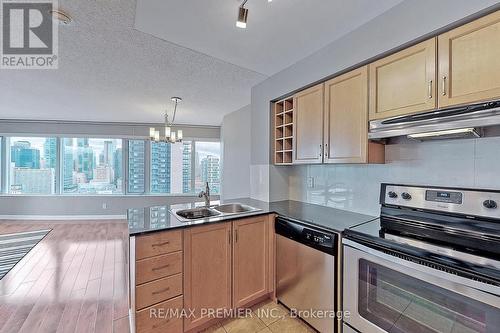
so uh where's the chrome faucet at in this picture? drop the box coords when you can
[198,182,210,207]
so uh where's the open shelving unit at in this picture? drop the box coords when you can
[273,97,294,165]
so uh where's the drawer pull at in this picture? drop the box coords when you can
[152,241,170,247]
[152,287,170,295]
[152,264,170,271]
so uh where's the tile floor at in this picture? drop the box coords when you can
[203,300,315,333]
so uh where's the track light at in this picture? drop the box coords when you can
[236,5,248,29]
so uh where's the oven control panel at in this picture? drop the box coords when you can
[381,184,500,219]
[425,190,463,204]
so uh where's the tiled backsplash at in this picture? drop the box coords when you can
[288,137,500,216]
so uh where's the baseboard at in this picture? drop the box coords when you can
[0,214,127,221]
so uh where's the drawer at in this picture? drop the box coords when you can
[136,296,183,333]
[136,230,182,260]
[136,251,182,285]
[136,273,183,310]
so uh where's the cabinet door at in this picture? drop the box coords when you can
[293,83,324,164]
[438,11,500,107]
[233,215,270,308]
[183,222,232,331]
[369,38,437,120]
[324,66,369,163]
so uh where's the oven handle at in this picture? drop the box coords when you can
[343,239,500,302]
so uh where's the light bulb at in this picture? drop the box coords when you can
[177,130,183,140]
[171,131,177,142]
[154,130,160,142]
[165,126,171,139]
[149,127,156,139]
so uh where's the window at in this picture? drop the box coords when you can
[150,141,192,194]
[8,137,57,194]
[62,138,122,194]
[128,140,145,193]
[195,141,221,194]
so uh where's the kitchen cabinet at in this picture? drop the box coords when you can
[324,66,384,164]
[183,222,232,331]
[369,38,437,120]
[133,230,184,333]
[438,10,500,108]
[293,83,324,164]
[232,215,270,308]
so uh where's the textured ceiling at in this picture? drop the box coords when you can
[0,0,266,125]
[135,0,404,76]
[0,0,402,125]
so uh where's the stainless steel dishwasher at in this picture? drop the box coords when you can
[276,217,338,333]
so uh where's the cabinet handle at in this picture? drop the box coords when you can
[428,80,433,99]
[442,76,447,96]
[319,144,322,157]
[324,143,328,158]
[228,230,231,244]
[235,229,238,243]
[152,241,170,247]
[152,287,170,295]
[152,264,170,271]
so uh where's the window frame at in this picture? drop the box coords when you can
[0,135,221,197]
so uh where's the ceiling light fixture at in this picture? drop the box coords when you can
[236,0,249,29]
[149,97,184,143]
[49,9,72,25]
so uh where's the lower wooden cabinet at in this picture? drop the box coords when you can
[233,215,270,308]
[183,222,233,331]
[133,215,275,333]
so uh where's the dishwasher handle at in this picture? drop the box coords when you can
[276,217,337,255]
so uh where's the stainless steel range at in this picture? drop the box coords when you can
[343,184,500,333]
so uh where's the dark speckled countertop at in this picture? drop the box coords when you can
[128,198,377,236]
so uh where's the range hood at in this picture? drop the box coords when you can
[369,100,500,140]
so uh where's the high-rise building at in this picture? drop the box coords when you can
[92,165,114,183]
[151,142,171,193]
[76,140,94,181]
[43,138,57,169]
[114,148,122,183]
[201,155,220,194]
[128,140,145,193]
[63,139,76,192]
[103,140,116,166]
[11,141,40,169]
[182,142,192,193]
[12,168,55,194]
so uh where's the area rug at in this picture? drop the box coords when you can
[0,229,51,280]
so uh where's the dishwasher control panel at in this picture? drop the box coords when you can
[303,228,335,247]
[275,217,337,255]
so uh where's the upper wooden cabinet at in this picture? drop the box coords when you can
[232,215,270,308]
[324,66,384,164]
[183,222,232,331]
[438,11,500,108]
[369,38,437,120]
[293,83,324,164]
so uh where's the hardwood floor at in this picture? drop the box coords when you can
[0,220,129,333]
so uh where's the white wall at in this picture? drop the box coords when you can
[249,0,500,202]
[221,105,251,199]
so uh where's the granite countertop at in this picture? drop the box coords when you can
[128,198,377,236]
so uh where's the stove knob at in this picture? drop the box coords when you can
[401,192,412,200]
[388,191,398,199]
[483,200,497,209]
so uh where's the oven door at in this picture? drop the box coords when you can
[343,239,500,333]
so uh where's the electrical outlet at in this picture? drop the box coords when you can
[307,177,315,188]
[102,203,107,209]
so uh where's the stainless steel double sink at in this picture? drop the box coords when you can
[172,203,261,222]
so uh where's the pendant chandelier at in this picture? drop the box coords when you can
[149,97,183,143]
